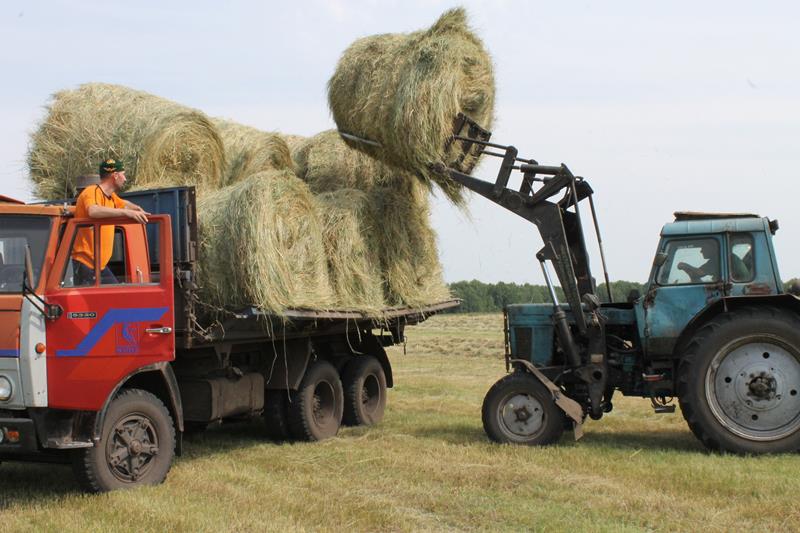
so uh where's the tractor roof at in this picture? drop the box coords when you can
[673,211,760,221]
[662,214,770,237]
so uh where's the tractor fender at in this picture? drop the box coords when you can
[673,294,800,359]
[509,359,584,440]
[93,362,184,455]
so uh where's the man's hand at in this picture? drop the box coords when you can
[123,208,149,224]
[677,262,703,281]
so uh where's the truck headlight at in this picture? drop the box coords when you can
[0,376,12,401]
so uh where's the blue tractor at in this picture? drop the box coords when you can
[437,115,800,454]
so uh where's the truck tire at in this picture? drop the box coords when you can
[72,388,175,493]
[263,389,291,440]
[342,356,387,426]
[287,360,344,441]
[678,307,800,454]
[482,371,564,445]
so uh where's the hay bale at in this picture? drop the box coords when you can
[197,170,333,314]
[27,83,225,200]
[213,119,294,185]
[327,7,495,204]
[282,134,307,152]
[370,177,451,307]
[292,130,398,194]
[314,190,385,311]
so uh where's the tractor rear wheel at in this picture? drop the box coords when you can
[678,307,800,454]
[482,371,565,445]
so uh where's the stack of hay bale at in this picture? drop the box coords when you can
[25,7,494,316]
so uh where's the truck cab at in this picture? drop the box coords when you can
[0,200,178,461]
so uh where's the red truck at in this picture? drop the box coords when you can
[0,187,456,492]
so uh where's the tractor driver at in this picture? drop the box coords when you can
[71,158,149,286]
[677,241,719,283]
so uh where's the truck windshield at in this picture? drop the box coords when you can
[0,215,52,293]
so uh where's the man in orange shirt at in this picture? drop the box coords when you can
[72,158,149,286]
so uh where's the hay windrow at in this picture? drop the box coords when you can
[27,83,225,200]
[213,119,294,185]
[314,190,385,312]
[370,176,451,307]
[292,130,400,194]
[327,7,495,205]
[197,170,333,314]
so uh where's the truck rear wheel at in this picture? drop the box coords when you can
[263,389,290,440]
[482,371,564,445]
[72,388,175,493]
[678,307,800,454]
[288,360,344,441]
[342,356,387,426]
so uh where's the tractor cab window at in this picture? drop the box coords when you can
[657,238,720,285]
[729,233,755,283]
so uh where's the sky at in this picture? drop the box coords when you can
[1,1,798,284]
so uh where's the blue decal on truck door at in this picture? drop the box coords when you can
[56,307,168,357]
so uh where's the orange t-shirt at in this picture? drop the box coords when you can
[71,185,126,269]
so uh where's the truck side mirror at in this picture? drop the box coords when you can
[653,252,668,268]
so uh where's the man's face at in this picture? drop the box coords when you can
[112,171,127,190]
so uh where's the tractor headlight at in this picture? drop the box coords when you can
[0,376,12,401]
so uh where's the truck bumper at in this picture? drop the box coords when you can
[0,418,39,453]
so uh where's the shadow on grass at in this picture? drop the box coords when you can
[0,419,286,503]
[407,421,707,454]
[579,430,705,453]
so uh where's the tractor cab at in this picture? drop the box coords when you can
[638,212,783,358]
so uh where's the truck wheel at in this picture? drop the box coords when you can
[482,371,564,445]
[72,388,175,493]
[678,307,800,454]
[288,360,344,441]
[263,389,291,440]
[342,356,387,426]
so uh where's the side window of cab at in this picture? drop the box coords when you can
[729,233,755,283]
[60,222,153,288]
[657,238,721,285]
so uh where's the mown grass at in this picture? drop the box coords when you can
[1,313,798,532]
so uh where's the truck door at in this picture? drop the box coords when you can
[644,236,724,356]
[44,216,174,411]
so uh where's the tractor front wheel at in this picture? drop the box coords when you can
[482,371,564,445]
[678,307,800,454]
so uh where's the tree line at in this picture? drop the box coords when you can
[446,280,647,313]
[448,278,800,313]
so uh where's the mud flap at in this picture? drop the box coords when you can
[510,359,585,440]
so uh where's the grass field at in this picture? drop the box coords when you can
[1,313,798,532]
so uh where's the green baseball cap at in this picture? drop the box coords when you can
[99,157,125,174]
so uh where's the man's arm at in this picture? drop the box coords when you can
[87,204,148,224]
